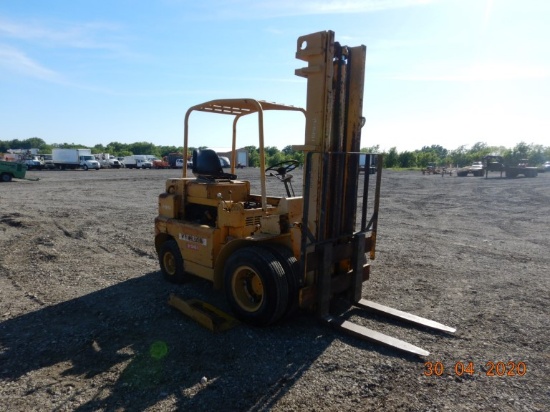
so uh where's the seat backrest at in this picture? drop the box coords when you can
[193,149,222,175]
[192,149,237,180]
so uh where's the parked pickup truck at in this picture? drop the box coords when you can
[24,156,45,170]
[96,153,123,169]
[456,161,485,177]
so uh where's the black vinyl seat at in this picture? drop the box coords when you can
[192,149,236,180]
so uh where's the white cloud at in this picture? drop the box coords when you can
[0,44,62,81]
[0,17,124,50]
[0,16,136,87]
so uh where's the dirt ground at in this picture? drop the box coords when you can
[1,167,548,411]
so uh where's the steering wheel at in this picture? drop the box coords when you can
[265,160,299,176]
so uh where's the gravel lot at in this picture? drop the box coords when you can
[1,168,549,411]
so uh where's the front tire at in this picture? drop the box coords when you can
[264,244,301,318]
[1,173,12,182]
[159,239,188,283]
[224,246,289,326]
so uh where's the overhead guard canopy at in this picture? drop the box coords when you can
[187,98,306,118]
[183,98,306,212]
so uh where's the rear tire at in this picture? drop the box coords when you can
[1,173,12,182]
[159,239,188,283]
[224,246,289,326]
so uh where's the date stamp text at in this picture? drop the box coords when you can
[424,361,527,377]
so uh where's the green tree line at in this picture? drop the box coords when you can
[368,142,550,169]
[1,138,549,168]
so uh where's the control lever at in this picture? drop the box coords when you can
[217,191,233,210]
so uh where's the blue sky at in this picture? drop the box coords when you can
[1,0,549,152]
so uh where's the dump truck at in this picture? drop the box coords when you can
[0,160,28,182]
[154,31,455,356]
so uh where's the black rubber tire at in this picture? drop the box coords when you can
[159,239,188,284]
[263,244,302,318]
[83,165,89,171]
[1,173,12,182]
[224,246,289,326]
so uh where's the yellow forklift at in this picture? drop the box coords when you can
[154,31,454,356]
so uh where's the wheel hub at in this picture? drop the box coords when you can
[163,253,176,276]
[232,266,264,312]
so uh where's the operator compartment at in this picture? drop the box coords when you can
[217,193,303,238]
[186,179,249,206]
[158,177,249,221]
[158,175,300,236]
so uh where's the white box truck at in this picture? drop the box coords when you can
[123,156,152,169]
[52,149,100,170]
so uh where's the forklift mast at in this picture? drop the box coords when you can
[295,30,366,238]
[293,31,378,316]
